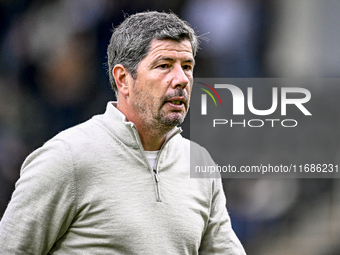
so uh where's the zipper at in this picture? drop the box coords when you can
[153,169,161,202]
[129,123,182,202]
[151,128,180,203]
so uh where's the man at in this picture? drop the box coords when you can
[0,11,246,254]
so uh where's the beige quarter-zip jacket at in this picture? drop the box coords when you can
[0,102,246,255]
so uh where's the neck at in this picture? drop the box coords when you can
[137,125,168,151]
[116,102,172,151]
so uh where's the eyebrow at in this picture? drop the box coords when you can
[151,56,195,66]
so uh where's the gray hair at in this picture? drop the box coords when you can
[107,11,199,95]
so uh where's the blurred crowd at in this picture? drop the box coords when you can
[1,1,340,254]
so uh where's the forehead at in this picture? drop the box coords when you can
[146,39,194,60]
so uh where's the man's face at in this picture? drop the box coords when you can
[129,39,195,131]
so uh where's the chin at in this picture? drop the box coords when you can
[164,113,186,126]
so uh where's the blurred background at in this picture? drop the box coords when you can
[1,0,340,254]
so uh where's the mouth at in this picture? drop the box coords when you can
[170,100,182,105]
[164,97,187,109]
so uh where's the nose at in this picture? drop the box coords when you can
[171,64,190,89]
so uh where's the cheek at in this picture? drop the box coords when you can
[186,86,192,97]
[135,76,169,103]
[145,90,164,106]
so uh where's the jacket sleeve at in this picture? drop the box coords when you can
[0,139,77,255]
[199,178,246,255]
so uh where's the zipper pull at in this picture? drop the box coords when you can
[153,169,159,182]
[153,169,161,202]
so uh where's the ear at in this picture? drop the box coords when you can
[113,64,131,97]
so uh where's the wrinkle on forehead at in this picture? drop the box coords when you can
[146,39,194,65]
[149,39,193,56]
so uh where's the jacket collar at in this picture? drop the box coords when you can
[95,102,182,150]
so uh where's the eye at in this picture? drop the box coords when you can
[183,64,193,71]
[158,64,169,69]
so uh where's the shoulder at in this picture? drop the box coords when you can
[172,134,215,164]
[170,132,205,150]
[166,133,219,179]
[21,137,74,182]
[21,115,107,176]
[52,117,103,145]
